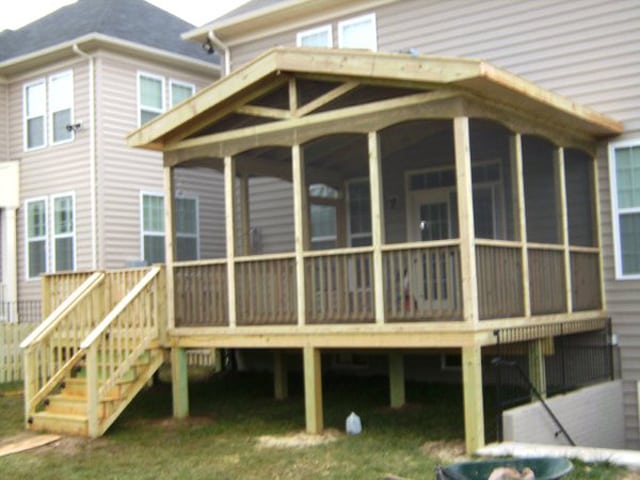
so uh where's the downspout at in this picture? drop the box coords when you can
[72,44,98,270]
[207,31,230,76]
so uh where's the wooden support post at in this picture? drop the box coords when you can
[224,156,237,328]
[163,166,176,332]
[368,131,386,324]
[454,118,479,326]
[240,173,251,256]
[462,344,485,453]
[23,349,35,425]
[86,344,99,437]
[554,147,572,313]
[591,156,606,310]
[292,144,308,326]
[528,339,547,399]
[511,134,531,317]
[388,352,405,408]
[214,348,223,373]
[171,347,189,419]
[274,350,288,400]
[303,346,323,434]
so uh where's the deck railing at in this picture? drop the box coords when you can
[476,242,524,319]
[528,246,567,315]
[175,260,228,327]
[570,249,601,311]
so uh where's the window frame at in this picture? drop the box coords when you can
[23,78,47,151]
[338,13,377,51]
[51,192,76,272]
[175,195,200,261]
[609,139,640,280]
[346,178,372,247]
[297,24,333,47]
[48,70,74,145]
[140,192,166,264]
[25,197,48,281]
[137,71,165,127]
[169,79,195,108]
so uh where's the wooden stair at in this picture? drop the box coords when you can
[28,349,164,436]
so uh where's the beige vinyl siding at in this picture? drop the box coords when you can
[0,82,8,162]
[96,52,217,268]
[12,59,92,302]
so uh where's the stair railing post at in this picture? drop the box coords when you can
[23,346,36,425]
[86,344,99,437]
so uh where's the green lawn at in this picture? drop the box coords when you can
[0,372,628,479]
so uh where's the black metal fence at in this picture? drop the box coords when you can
[0,301,42,324]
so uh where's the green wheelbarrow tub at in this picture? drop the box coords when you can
[437,457,573,480]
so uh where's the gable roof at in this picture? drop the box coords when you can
[0,0,218,65]
[128,47,623,152]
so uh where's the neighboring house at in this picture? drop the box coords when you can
[0,0,221,312]
[179,0,639,448]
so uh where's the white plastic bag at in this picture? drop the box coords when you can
[345,411,362,435]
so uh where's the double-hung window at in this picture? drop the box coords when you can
[138,73,165,125]
[26,198,47,279]
[309,184,339,250]
[49,71,74,144]
[176,197,199,261]
[610,141,640,278]
[170,80,195,107]
[52,194,75,271]
[338,13,377,50]
[24,80,46,150]
[348,180,372,246]
[297,25,332,47]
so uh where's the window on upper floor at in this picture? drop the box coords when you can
[609,141,640,279]
[138,73,165,125]
[26,198,47,279]
[49,71,74,144]
[338,13,377,50]
[24,80,46,150]
[297,24,332,47]
[141,193,199,263]
[52,193,75,272]
[170,80,195,107]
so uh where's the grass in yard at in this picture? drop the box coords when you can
[0,372,630,479]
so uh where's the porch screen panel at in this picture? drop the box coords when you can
[476,245,523,319]
[565,149,595,247]
[528,248,566,314]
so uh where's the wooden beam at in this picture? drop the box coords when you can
[454,117,479,326]
[224,156,238,328]
[171,347,189,418]
[368,131,386,324]
[388,352,405,408]
[591,156,606,310]
[236,105,290,120]
[462,344,484,453]
[510,134,531,317]
[289,77,298,116]
[274,350,288,400]
[240,173,251,256]
[555,148,572,313]
[296,82,359,117]
[163,165,176,331]
[528,339,547,399]
[292,144,308,326]
[303,346,323,434]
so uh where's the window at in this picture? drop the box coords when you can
[25,198,47,279]
[170,80,195,107]
[24,80,46,150]
[610,141,640,278]
[297,25,332,47]
[49,71,73,144]
[138,73,165,125]
[348,180,372,246]
[141,193,199,263]
[338,14,377,50]
[52,194,75,271]
[309,184,339,250]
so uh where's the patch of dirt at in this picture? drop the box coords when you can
[621,471,640,480]
[420,440,468,463]
[256,429,341,449]
[122,415,215,429]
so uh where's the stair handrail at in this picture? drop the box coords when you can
[20,271,105,349]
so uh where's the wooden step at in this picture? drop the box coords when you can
[29,412,88,436]
[61,378,127,399]
[45,394,112,418]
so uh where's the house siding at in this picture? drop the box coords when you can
[0,82,8,162]
[221,0,640,446]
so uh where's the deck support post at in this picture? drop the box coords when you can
[87,344,99,437]
[292,144,308,326]
[171,347,189,419]
[388,352,405,408]
[591,154,606,309]
[224,156,238,328]
[274,350,288,400]
[303,346,323,434]
[462,344,484,453]
[554,147,573,313]
[214,348,223,373]
[240,173,251,255]
[163,165,175,336]
[368,131,386,324]
[528,339,547,399]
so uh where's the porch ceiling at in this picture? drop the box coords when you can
[127,47,623,154]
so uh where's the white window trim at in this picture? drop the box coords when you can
[296,24,333,47]
[51,192,76,272]
[338,13,377,51]
[23,78,47,152]
[48,70,74,146]
[25,196,48,281]
[137,71,165,127]
[169,79,196,108]
[609,138,640,280]
[176,194,201,260]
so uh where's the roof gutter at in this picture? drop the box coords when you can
[72,44,98,270]
[207,31,230,76]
